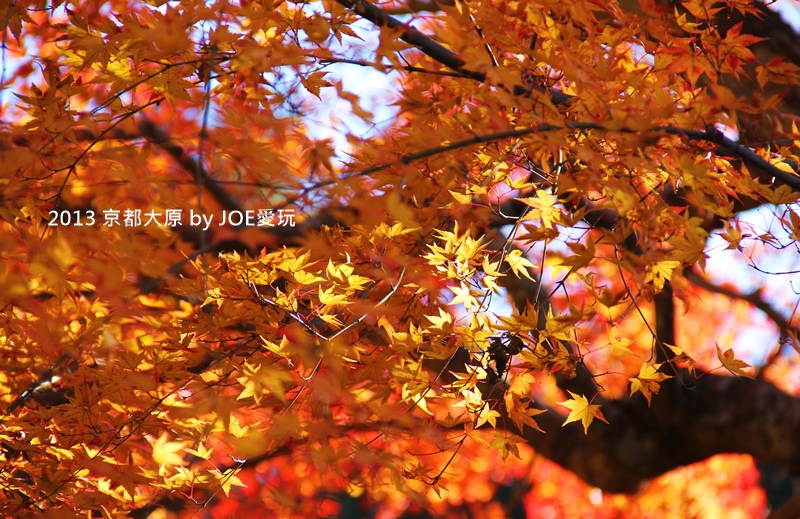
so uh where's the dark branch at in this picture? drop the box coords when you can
[334,0,800,190]
[335,0,572,104]
[684,268,800,344]
[684,268,800,376]
[342,123,800,191]
[498,368,800,493]
[138,119,246,216]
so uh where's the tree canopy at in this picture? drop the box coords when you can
[1,0,800,517]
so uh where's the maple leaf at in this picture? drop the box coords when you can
[455,234,488,267]
[482,257,505,278]
[476,407,501,428]
[449,281,480,311]
[518,191,563,228]
[149,434,189,468]
[504,249,537,281]
[208,468,246,497]
[7,0,800,513]
[425,307,453,332]
[508,372,535,395]
[493,436,522,461]
[629,363,672,405]
[558,391,608,434]
[481,256,506,293]
[236,361,294,405]
[559,235,596,270]
[301,71,332,99]
[667,232,708,269]
[666,344,697,374]
[449,189,472,204]
[719,221,746,251]
[456,386,485,414]
[608,329,634,355]
[716,345,754,379]
[483,275,502,293]
[787,211,800,242]
[184,443,214,460]
[645,260,681,293]
[318,285,351,307]
[505,392,546,433]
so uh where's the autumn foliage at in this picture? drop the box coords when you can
[1,0,800,517]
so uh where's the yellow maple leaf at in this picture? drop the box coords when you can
[719,221,746,251]
[448,281,479,311]
[201,287,223,308]
[237,361,293,405]
[184,443,214,460]
[629,363,672,405]
[325,260,352,282]
[764,184,799,206]
[666,344,696,374]
[518,191,562,228]
[508,372,535,395]
[279,250,315,273]
[149,433,189,468]
[558,391,608,433]
[208,468,246,497]
[482,256,505,277]
[455,235,487,266]
[456,386,484,414]
[716,345,754,378]
[492,436,522,461]
[449,189,472,204]
[425,307,453,332]
[294,270,326,285]
[609,329,634,355]
[505,249,536,281]
[602,181,637,216]
[645,260,681,292]
[228,415,254,440]
[667,233,708,268]
[318,285,351,307]
[476,406,501,428]
[401,383,434,416]
[483,275,502,293]
[559,235,596,269]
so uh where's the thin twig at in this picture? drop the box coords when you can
[684,267,800,375]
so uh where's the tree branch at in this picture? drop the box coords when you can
[138,119,246,217]
[685,268,799,344]
[684,267,800,375]
[334,0,572,105]
[341,123,800,192]
[768,493,800,519]
[334,0,800,191]
[498,368,800,493]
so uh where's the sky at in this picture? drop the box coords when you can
[774,0,800,31]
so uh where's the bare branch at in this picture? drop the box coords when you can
[684,268,800,368]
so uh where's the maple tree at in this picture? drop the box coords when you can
[2,0,800,517]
